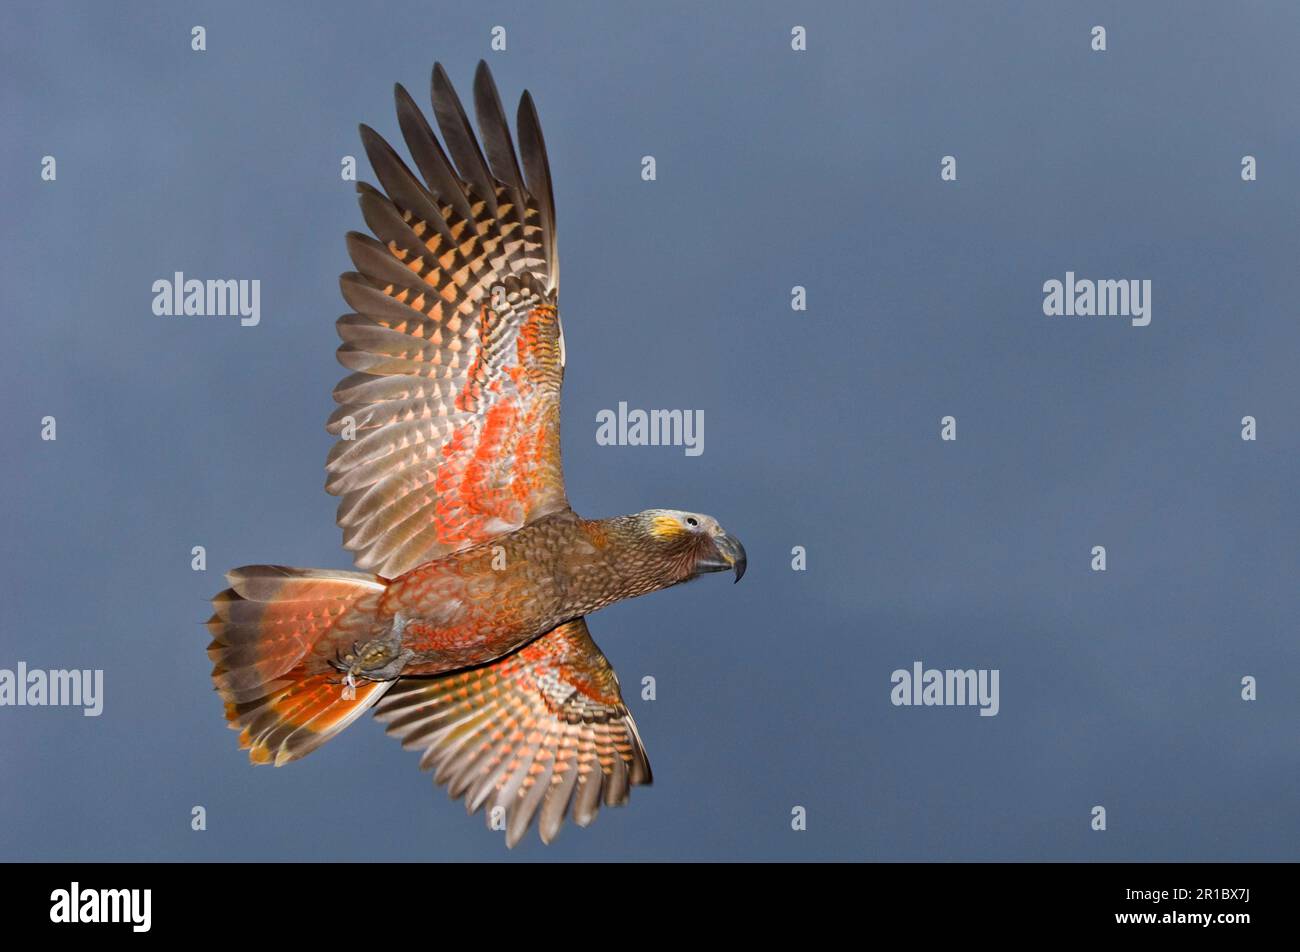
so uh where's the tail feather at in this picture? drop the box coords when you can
[206,565,392,766]
[224,673,391,766]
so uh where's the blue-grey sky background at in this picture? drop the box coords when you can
[1,1,1297,861]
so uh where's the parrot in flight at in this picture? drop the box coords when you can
[205,61,746,847]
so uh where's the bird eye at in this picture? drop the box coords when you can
[685,516,699,528]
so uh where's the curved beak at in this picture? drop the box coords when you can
[696,531,747,583]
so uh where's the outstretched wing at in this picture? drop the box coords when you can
[327,61,566,579]
[372,618,652,848]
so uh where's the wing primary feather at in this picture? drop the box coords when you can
[358,125,455,246]
[538,748,580,844]
[472,60,525,190]
[345,232,438,296]
[516,89,557,292]
[430,62,497,215]
[471,61,531,278]
[354,187,449,280]
[393,83,476,225]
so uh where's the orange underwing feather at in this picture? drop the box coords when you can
[327,61,566,578]
[372,618,651,847]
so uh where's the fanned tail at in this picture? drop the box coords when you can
[206,565,392,766]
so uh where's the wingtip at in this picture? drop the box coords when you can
[475,60,499,97]
[538,820,561,846]
[474,59,497,94]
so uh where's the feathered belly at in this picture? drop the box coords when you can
[378,549,565,675]
[398,616,552,674]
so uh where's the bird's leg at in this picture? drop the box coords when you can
[329,614,414,698]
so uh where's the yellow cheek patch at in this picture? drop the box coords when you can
[650,515,687,540]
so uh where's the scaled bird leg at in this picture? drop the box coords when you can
[329,614,414,698]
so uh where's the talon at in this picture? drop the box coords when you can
[331,622,408,696]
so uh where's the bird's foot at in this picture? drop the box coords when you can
[329,615,413,697]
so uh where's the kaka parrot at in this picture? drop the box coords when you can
[205,61,746,847]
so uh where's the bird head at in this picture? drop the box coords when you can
[636,509,747,583]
